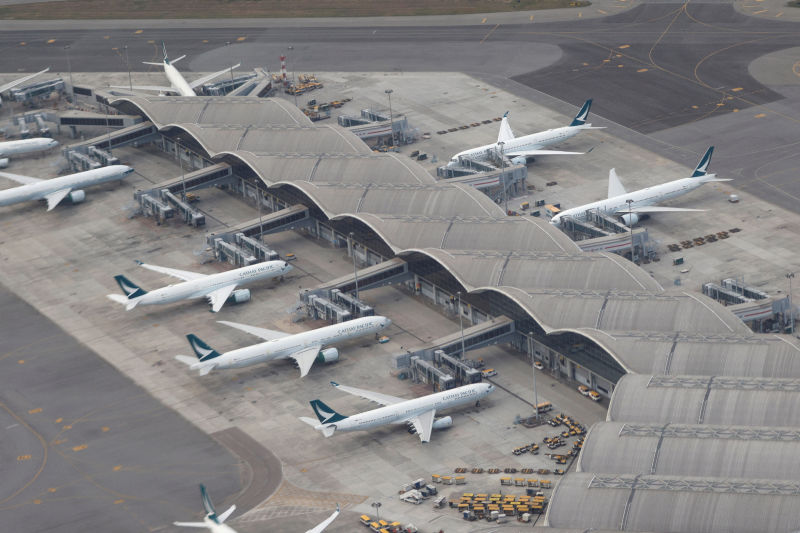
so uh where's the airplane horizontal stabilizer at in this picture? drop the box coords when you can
[620,206,706,215]
[111,84,173,93]
[190,64,242,89]
[504,149,583,158]
[217,504,236,523]
[175,355,197,367]
[298,416,336,437]
[173,521,207,528]
[106,293,129,305]
[0,170,43,185]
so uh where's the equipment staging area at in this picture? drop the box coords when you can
[2,2,800,532]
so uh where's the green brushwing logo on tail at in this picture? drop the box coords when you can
[310,399,347,423]
[186,334,222,362]
[691,146,714,178]
[199,484,220,524]
[114,275,147,299]
[570,99,592,127]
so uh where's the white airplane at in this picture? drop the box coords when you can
[550,146,730,227]
[0,164,133,211]
[0,67,50,106]
[0,137,59,166]
[446,99,603,168]
[175,484,339,533]
[300,381,494,443]
[107,259,290,313]
[114,42,240,97]
[176,315,391,377]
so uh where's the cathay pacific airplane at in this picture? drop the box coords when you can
[175,484,339,533]
[107,259,290,313]
[550,147,729,227]
[300,381,494,443]
[114,42,240,97]
[176,315,391,377]
[0,67,50,106]
[0,138,59,164]
[446,99,603,168]
[0,164,133,210]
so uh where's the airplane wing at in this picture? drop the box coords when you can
[290,344,322,377]
[206,284,237,313]
[504,149,583,158]
[216,320,291,341]
[45,188,72,211]
[306,505,340,533]
[135,261,206,281]
[110,84,175,93]
[0,67,49,93]
[616,206,706,215]
[0,170,43,185]
[408,409,436,443]
[172,522,207,528]
[331,381,406,406]
[189,64,241,90]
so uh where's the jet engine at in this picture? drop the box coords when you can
[0,158,8,169]
[69,190,86,204]
[229,289,251,304]
[317,347,339,363]
[510,156,527,166]
[619,212,639,227]
[432,416,453,430]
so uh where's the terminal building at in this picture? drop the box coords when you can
[89,93,800,532]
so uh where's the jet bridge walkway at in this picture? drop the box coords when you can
[64,120,158,155]
[205,204,311,245]
[312,257,412,296]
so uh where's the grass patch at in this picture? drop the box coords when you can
[0,0,591,20]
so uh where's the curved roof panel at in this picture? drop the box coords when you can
[577,421,800,480]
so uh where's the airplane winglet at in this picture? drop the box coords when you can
[330,381,339,387]
[134,259,144,265]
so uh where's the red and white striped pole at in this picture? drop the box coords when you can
[280,55,287,86]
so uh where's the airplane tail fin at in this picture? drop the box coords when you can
[299,416,337,438]
[186,334,222,362]
[497,111,515,144]
[607,168,627,198]
[114,274,147,298]
[162,41,169,64]
[570,99,593,126]
[691,146,715,178]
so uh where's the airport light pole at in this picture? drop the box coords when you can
[385,88,394,147]
[226,41,234,83]
[124,44,133,92]
[349,232,360,300]
[371,502,382,522]
[529,331,539,421]
[626,198,634,262]
[787,272,795,335]
[458,291,466,358]
[177,137,187,202]
[63,45,74,102]
[498,141,508,215]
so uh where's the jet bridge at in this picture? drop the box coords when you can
[205,204,311,245]
[65,121,158,155]
[311,257,412,296]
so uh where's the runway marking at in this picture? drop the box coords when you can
[62,424,72,430]
[46,39,55,44]
[236,36,246,41]
[17,455,32,461]
[480,23,501,44]
[6,423,19,429]
[72,444,87,452]
[114,499,125,504]
[29,408,42,414]
[637,68,648,73]
[51,439,66,445]
[598,9,607,15]
[776,12,783,17]
[134,30,143,34]
[731,87,743,92]
[753,9,767,14]
[618,44,630,49]
[755,113,767,118]
[481,17,487,23]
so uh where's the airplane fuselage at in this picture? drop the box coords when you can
[136,260,289,307]
[551,176,708,225]
[322,383,493,433]
[449,125,585,166]
[0,137,59,159]
[216,316,391,370]
[164,62,197,96]
[0,164,133,207]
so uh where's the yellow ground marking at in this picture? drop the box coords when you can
[55,418,62,423]
[18,359,24,364]
[48,488,56,493]
[733,109,739,112]
[134,30,143,34]
[29,408,42,414]
[111,47,118,51]
[481,17,487,23]
[0,401,48,506]
[530,15,534,21]
[603,59,611,63]
[794,61,800,76]
[754,113,766,118]
[776,12,783,17]
[716,103,724,106]
[480,23,501,44]
[51,439,66,445]
[202,39,209,43]
[62,425,72,430]
[731,87,743,92]
[615,53,622,58]
[102,426,110,432]
[114,499,125,504]
[147,40,155,44]
[637,68,648,73]
[582,62,589,66]
[19,42,26,46]
[726,96,734,100]
[753,9,767,14]
[578,12,582,18]
[113,465,123,471]
[598,9,607,15]
[103,36,109,40]
[618,64,624,68]
[47,39,55,44]
[72,444,87,452]
[33,499,42,504]
[619,44,630,49]
[18,455,32,461]
[691,105,699,109]
[236,36,246,42]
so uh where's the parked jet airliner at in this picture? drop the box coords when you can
[107,259,290,313]
[0,137,59,164]
[550,147,729,227]
[115,43,240,97]
[0,164,133,211]
[175,484,339,533]
[176,315,391,377]
[300,381,494,443]
[446,99,602,168]
[0,67,50,105]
